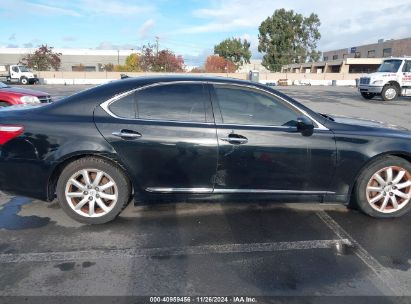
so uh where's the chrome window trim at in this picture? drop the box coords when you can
[146,187,213,194]
[100,80,329,130]
[145,187,335,195]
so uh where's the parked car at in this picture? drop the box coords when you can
[1,76,411,224]
[0,82,52,107]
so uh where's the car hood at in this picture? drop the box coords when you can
[326,114,408,131]
[0,87,49,96]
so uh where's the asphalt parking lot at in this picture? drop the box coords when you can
[0,84,411,297]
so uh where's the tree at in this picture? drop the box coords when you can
[103,63,114,72]
[258,9,321,71]
[113,65,129,72]
[139,44,184,72]
[204,55,236,73]
[21,45,62,71]
[156,50,184,72]
[124,53,141,71]
[214,38,251,69]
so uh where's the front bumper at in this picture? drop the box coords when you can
[358,86,383,94]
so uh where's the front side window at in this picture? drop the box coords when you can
[136,83,208,122]
[108,93,136,119]
[403,61,411,73]
[213,85,301,127]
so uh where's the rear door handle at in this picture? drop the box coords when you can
[220,135,248,145]
[112,130,142,140]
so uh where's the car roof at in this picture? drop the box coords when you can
[117,74,253,86]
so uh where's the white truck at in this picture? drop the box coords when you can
[358,57,411,101]
[0,64,38,85]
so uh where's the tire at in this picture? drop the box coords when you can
[381,85,399,101]
[0,101,10,107]
[353,156,411,218]
[361,92,375,100]
[56,157,131,224]
[20,77,28,85]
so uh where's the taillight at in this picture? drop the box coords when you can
[0,125,24,145]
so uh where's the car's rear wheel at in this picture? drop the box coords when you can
[360,92,376,100]
[353,156,411,218]
[56,157,131,224]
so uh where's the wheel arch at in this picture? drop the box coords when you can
[386,81,401,90]
[348,151,411,200]
[47,152,134,201]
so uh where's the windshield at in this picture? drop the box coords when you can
[0,82,9,88]
[377,60,402,72]
[18,66,30,72]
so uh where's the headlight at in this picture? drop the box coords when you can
[372,80,384,85]
[20,96,40,104]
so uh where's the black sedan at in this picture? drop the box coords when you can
[1,76,411,224]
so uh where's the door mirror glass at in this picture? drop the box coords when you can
[296,117,314,136]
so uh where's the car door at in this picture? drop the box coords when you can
[94,82,218,193]
[402,60,411,88]
[209,83,337,194]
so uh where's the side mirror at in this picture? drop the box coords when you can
[296,117,314,136]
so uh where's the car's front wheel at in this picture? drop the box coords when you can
[56,157,131,224]
[381,85,399,101]
[354,156,411,218]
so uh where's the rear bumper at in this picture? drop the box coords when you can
[358,86,383,94]
[0,156,51,201]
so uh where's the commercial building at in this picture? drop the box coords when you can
[282,37,411,74]
[323,37,411,61]
[0,48,136,72]
[237,59,269,73]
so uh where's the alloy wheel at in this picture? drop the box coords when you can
[65,169,118,218]
[384,88,397,100]
[366,166,411,213]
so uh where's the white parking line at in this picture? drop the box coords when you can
[0,239,350,264]
[316,210,407,296]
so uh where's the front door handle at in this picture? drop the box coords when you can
[112,130,142,140]
[220,134,248,145]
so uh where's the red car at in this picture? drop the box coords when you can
[0,82,52,107]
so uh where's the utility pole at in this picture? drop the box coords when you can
[155,36,159,57]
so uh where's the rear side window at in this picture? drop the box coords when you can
[136,83,208,122]
[109,93,136,119]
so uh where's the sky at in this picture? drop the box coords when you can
[1,0,411,66]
